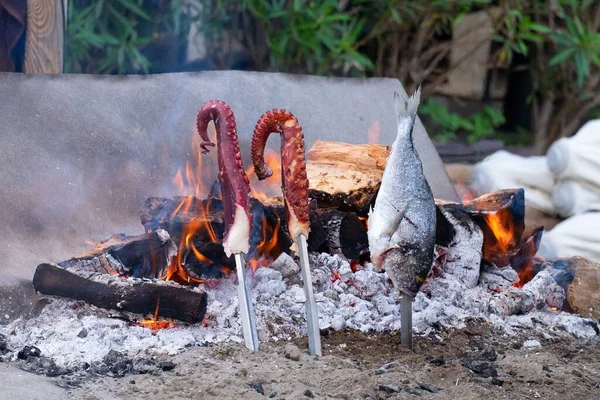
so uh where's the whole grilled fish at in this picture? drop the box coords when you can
[367,87,436,298]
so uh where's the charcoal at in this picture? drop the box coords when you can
[419,383,438,393]
[460,359,498,378]
[303,389,315,398]
[374,362,397,375]
[429,356,446,366]
[251,381,265,395]
[103,349,125,366]
[0,333,6,351]
[18,345,41,360]
[133,358,156,374]
[158,361,177,371]
[77,328,88,338]
[378,383,400,393]
[406,387,423,396]
[491,378,504,386]
[111,359,134,377]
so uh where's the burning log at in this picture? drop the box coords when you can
[140,195,367,262]
[58,230,176,279]
[306,141,387,214]
[32,263,207,323]
[437,189,526,268]
[316,211,368,260]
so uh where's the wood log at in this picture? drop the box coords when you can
[24,0,64,74]
[437,189,526,268]
[32,263,207,323]
[534,256,600,320]
[58,230,176,279]
[306,140,388,213]
[316,211,368,260]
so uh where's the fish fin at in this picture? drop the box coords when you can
[394,85,421,123]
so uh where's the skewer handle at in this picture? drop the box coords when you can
[235,253,259,352]
[297,234,322,356]
[400,294,413,350]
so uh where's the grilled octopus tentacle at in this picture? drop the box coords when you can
[197,100,251,257]
[251,109,310,250]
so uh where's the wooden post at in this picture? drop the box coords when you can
[24,0,65,74]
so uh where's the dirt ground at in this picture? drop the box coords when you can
[58,320,600,400]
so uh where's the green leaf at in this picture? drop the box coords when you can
[390,7,402,24]
[116,0,151,20]
[549,48,575,66]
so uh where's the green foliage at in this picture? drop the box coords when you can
[201,0,373,75]
[65,0,195,74]
[420,100,506,144]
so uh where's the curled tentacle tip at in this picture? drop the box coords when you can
[256,165,273,181]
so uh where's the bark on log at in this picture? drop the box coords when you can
[32,263,207,323]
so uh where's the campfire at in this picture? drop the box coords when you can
[6,98,598,381]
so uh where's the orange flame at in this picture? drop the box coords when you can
[358,216,368,229]
[482,211,514,260]
[256,217,280,255]
[246,149,282,202]
[368,120,380,144]
[138,297,177,331]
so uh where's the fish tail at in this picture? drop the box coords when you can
[394,84,421,126]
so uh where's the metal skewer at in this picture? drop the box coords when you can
[296,234,322,356]
[400,294,413,350]
[234,253,259,352]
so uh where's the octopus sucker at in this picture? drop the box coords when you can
[197,100,251,257]
[251,109,311,251]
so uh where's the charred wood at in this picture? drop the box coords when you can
[58,230,176,279]
[32,263,207,323]
[317,211,368,261]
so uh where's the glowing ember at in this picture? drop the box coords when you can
[138,298,177,331]
[358,216,368,229]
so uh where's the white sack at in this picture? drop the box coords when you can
[552,180,600,218]
[537,212,600,263]
[470,150,555,214]
[547,120,600,185]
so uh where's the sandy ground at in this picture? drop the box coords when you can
[23,321,593,400]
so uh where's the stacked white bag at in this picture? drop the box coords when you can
[547,120,600,218]
[539,120,600,262]
[470,150,555,214]
[469,119,600,263]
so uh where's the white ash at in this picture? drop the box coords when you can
[479,265,520,292]
[1,253,598,371]
[437,207,483,289]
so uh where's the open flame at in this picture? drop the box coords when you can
[138,297,176,331]
[368,120,380,144]
[246,149,282,202]
[483,212,514,256]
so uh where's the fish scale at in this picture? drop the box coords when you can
[367,87,436,349]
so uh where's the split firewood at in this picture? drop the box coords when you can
[306,140,388,214]
[32,263,207,323]
[140,196,367,262]
[437,189,525,268]
[59,230,176,279]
